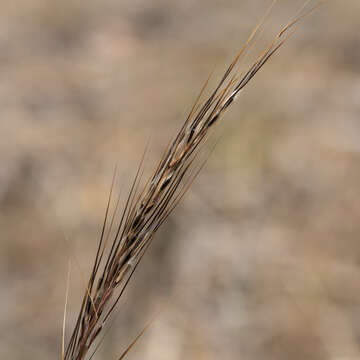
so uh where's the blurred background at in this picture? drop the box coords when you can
[1,0,360,359]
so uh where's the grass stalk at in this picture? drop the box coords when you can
[63,2,324,359]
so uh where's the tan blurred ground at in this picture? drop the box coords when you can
[1,1,360,359]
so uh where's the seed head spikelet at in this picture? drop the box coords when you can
[64,3,324,359]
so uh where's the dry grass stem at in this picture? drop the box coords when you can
[64,3,323,359]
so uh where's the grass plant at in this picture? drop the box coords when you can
[63,2,324,359]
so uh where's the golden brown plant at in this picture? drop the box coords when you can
[63,2,324,359]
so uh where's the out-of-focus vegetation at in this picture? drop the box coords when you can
[1,1,360,359]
